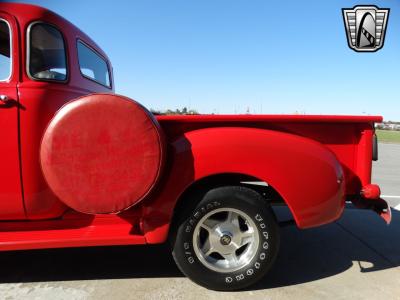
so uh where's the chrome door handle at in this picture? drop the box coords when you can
[0,95,10,103]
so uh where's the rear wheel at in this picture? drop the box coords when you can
[171,186,280,291]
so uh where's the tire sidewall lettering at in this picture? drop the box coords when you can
[182,201,221,265]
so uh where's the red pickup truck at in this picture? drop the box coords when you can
[0,3,391,290]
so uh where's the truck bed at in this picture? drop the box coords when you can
[157,114,382,196]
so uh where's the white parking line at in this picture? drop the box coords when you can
[381,195,400,199]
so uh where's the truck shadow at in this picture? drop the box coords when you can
[0,207,399,290]
[253,206,400,290]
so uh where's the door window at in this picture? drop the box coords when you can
[77,40,111,88]
[28,23,67,81]
[0,19,11,81]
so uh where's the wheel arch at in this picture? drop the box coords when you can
[168,172,286,241]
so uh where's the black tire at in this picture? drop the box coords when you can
[171,186,280,291]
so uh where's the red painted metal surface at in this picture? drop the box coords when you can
[0,11,25,219]
[0,3,386,251]
[0,211,145,251]
[157,114,382,123]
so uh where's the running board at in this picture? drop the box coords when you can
[0,213,146,251]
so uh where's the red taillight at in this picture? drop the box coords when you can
[361,184,381,199]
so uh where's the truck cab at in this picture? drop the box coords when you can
[1,3,113,220]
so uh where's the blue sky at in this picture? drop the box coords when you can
[10,0,400,120]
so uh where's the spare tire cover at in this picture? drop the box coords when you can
[40,94,165,214]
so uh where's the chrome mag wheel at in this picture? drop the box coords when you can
[192,207,260,273]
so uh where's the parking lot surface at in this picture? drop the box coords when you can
[0,143,399,299]
[373,143,400,208]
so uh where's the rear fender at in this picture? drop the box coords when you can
[141,127,345,243]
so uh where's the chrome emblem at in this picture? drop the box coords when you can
[342,5,389,52]
[220,234,232,246]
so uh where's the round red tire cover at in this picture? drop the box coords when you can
[40,94,165,214]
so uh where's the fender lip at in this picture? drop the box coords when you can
[379,201,392,224]
[367,198,392,225]
[370,198,392,225]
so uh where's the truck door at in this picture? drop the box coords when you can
[0,13,25,219]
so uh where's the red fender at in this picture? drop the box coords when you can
[142,127,345,243]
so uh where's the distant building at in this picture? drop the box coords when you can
[375,122,400,130]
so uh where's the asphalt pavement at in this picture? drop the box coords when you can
[0,143,399,299]
[373,143,400,209]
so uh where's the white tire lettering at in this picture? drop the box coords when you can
[184,242,190,250]
[246,268,254,276]
[260,252,266,260]
[236,274,244,281]
[255,262,261,269]
[263,241,269,249]
[225,277,233,283]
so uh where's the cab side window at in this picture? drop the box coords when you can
[28,23,67,81]
[77,40,111,88]
[0,19,11,81]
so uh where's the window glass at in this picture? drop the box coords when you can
[0,20,11,81]
[29,23,67,81]
[77,41,110,87]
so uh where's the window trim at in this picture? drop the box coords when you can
[76,39,112,89]
[26,21,69,83]
[0,18,12,82]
